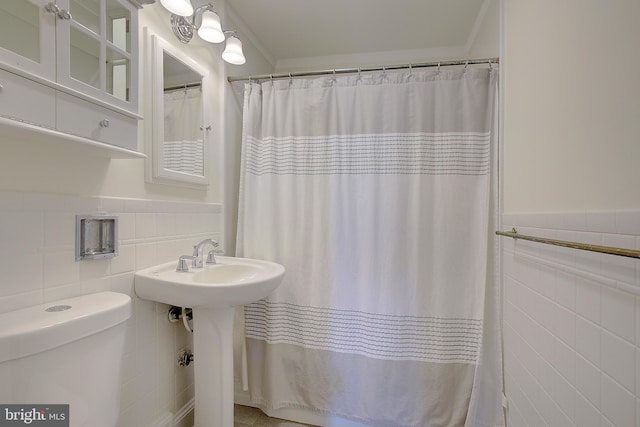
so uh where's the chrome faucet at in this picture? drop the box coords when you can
[192,239,224,268]
[175,239,224,272]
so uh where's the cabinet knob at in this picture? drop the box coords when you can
[100,119,110,128]
[44,3,72,20]
[58,9,72,20]
[200,125,212,131]
[44,2,59,14]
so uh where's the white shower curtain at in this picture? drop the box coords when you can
[236,68,503,427]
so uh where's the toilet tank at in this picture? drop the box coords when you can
[0,292,132,427]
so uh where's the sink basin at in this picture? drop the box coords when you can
[134,256,285,308]
[193,264,262,284]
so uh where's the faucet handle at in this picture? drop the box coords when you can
[176,255,195,272]
[206,249,225,264]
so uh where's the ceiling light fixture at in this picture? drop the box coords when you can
[160,1,246,65]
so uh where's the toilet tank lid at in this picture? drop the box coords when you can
[0,292,132,363]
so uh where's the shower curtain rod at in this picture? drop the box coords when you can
[163,81,202,93]
[227,57,499,83]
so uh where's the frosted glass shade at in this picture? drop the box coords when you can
[222,36,246,65]
[160,0,193,16]
[197,10,225,43]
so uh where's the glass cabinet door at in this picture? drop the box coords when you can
[56,0,137,112]
[0,0,56,80]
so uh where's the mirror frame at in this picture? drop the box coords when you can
[144,29,209,188]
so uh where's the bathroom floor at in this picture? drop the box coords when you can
[234,405,318,427]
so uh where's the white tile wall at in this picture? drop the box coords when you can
[0,190,222,427]
[503,211,640,426]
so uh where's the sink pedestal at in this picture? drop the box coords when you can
[134,256,285,426]
[192,306,235,427]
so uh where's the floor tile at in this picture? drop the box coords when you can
[234,405,263,425]
[253,413,313,426]
[234,405,316,426]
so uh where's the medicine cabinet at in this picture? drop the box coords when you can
[0,0,142,157]
[144,29,210,187]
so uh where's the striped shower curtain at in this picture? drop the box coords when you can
[236,67,502,427]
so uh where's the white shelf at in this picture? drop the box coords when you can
[0,116,146,159]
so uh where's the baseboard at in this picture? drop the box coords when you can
[148,398,194,427]
[174,397,195,426]
[148,412,173,427]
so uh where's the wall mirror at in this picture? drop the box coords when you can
[145,29,209,187]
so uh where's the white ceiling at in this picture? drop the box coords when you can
[226,0,491,69]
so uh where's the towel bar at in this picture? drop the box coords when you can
[496,228,640,259]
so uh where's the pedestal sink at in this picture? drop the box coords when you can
[134,256,285,427]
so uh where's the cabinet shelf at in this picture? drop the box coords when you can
[0,116,146,159]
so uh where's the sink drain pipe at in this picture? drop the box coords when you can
[168,306,193,333]
[181,307,193,332]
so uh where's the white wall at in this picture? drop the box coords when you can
[0,2,229,425]
[503,212,640,427]
[502,1,640,426]
[503,0,640,213]
[467,0,499,59]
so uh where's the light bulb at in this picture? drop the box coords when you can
[197,10,225,43]
[222,35,246,65]
[160,0,193,16]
